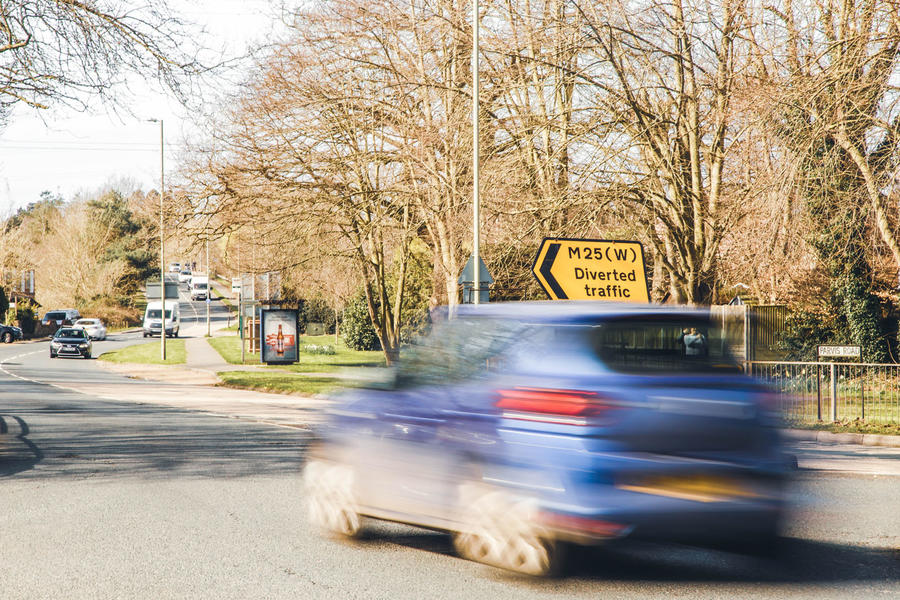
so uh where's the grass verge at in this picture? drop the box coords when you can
[217,371,340,396]
[98,339,187,365]
[207,334,384,371]
[786,419,900,436]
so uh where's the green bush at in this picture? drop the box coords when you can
[776,308,835,361]
[14,306,36,334]
[342,293,381,351]
[299,296,336,334]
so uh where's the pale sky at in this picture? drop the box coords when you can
[0,0,282,214]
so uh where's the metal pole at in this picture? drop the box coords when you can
[158,119,166,361]
[206,231,211,337]
[472,0,480,305]
[816,364,822,421]
[830,362,838,422]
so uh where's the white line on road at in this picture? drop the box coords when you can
[0,349,44,384]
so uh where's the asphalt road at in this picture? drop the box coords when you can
[0,288,898,598]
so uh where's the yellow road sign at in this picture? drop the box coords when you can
[531,238,650,302]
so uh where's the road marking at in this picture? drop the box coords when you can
[0,349,45,384]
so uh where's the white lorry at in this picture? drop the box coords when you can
[190,275,210,301]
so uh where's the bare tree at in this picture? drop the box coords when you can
[570,0,753,304]
[177,18,417,363]
[0,1,206,121]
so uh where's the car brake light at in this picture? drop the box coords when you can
[495,387,617,426]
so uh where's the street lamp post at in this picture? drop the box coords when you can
[472,0,481,305]
[206,225,211,337]
[148,118,166,360]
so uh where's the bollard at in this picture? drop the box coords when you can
[829,363,837,422]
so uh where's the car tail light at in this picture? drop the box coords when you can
[495,387,617,426]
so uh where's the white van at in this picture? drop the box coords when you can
[142,300,180,338]
[190,275,209,301]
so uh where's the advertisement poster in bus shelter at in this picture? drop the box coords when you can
[261,309,298,364]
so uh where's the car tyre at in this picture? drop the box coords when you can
[50,352,56,358]
[303,459,362,538]
[3,331,12,343]
[453,483,562,577]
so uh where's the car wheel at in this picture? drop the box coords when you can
[84,352,92,359]
[50,352,56,358]
[3,332,12,343]
[453,483,562,577]
[303,459,362,538]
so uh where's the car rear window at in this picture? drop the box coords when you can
[45,312,66,320]
[586,317,741,374]
[395,318,526,387]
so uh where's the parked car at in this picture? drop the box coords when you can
[41,309,81,328]
[49,327,92,359]
[0,323,23,343]
[74,318,107,341]
[304,302,792,576]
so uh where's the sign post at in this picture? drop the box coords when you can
[816,345,861,423]
[532,238,650,302]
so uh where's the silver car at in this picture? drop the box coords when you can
[74,318,107,341]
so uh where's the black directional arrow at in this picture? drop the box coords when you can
[539,242,568,299]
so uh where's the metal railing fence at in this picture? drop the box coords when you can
[746,361,900,424]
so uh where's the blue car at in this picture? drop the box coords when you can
[305,302,792,576]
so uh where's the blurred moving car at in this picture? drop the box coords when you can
[50,327,92,359]
[74,318,107,341]
[305,302,792,576]
[0,322,23,343]
[41,308,81,328]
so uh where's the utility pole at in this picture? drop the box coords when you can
[148,118,166,360]
[472,0,481,304]
[206,227,211,337]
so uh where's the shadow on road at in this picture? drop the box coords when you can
[0,414,44,476]
[0,392,312,480]
[353,527,900,588]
